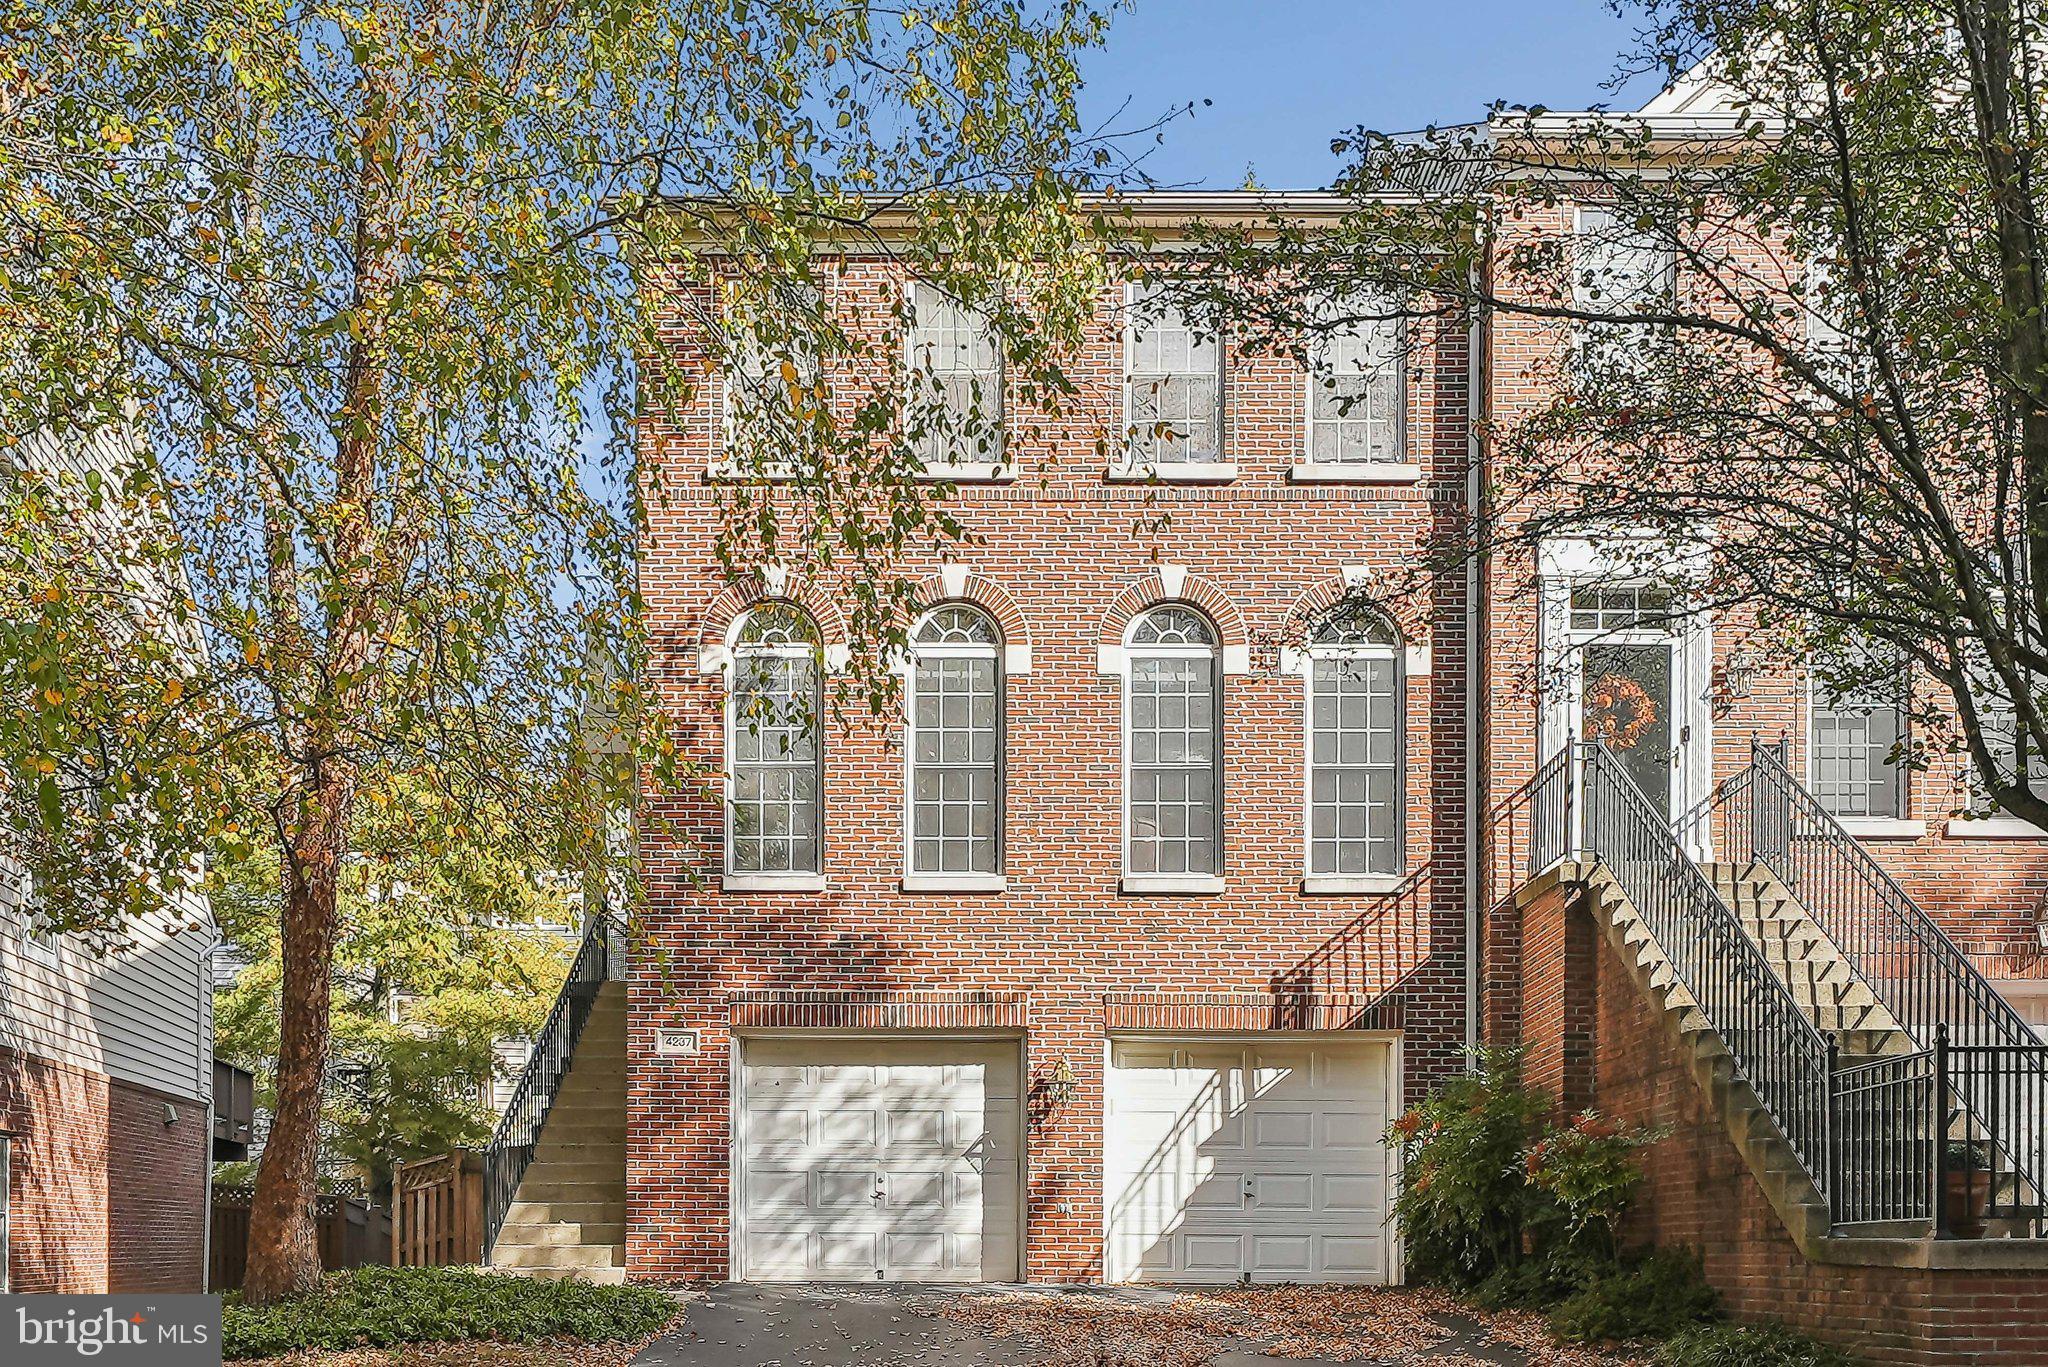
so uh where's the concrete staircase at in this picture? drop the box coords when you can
[489,981,628,1284]
[1702,862,1909,1059]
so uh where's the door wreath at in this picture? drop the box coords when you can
[1585,672,1660,750]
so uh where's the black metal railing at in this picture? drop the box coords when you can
[1727,739,2048,1235]
[482,911,613,1255]
[1829,1047,1937,1227]
[1570,741,1839,1194]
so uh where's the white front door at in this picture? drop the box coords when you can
[737,1036,1021,1282]
[1103,1036,1396,1284]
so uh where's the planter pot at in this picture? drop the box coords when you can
[1945,1170,1991,1239]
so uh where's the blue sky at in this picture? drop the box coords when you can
[1077,0,1667,188]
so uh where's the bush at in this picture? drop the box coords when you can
[223,1265,676,1360]
[1548,1247,1721,1346]
[1387,1046,1549,1285]
[1654,1322,1861,1366]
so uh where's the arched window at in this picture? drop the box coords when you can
[727,603,822,878]
[906,605,1003,879]
[1124,605,1221,880]
[1305,601,1403,879]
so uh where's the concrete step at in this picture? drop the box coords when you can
[513,1179,626,1203]
[491,1242,627,1271]
[497,1265,629,1285]
[503,1199,627,1224]
[495,1221,627,1248]
[520,1160,625,1183]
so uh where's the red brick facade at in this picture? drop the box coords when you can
[0,1045,209,1294]
[634,197,2048,1304]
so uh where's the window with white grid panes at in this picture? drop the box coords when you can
[727,605,822,875]
[1307,303,1403,464]
[1306,602,1403,876]
[1126,285,1222,465]
[1810,639,1906,820]
[1573,205,1675,379]
[722,285,820,463]
[1125,606,1221,875]
[1568,581,1675,633]
[908,605,1002,875]
[908,286,1002,467]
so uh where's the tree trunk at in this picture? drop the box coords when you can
[240,765,354,1304]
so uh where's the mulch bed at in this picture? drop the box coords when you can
[929,1286,1646,1367]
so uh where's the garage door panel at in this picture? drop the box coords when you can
[740,1037,1021,1282]
[1105,1036,1396,1285]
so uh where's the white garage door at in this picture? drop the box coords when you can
[1104,1036,1395,1284]
[737,1036,1021,1282]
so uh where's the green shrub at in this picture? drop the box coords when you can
[1387,1046,1549,1286]
[1548,1247,1721,1345]
[1523,1111,1666,1263]
[1654,1321,1861,1366]
[223,1265,676,1360]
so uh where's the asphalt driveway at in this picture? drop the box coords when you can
[631,1283,1600,1367]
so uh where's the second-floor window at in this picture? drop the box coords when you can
[1306,603,1404,878]
[907,285,1002,468]
[907,605,1003,877]
[1573,205,1675,378]
[1125,606,1221,878]
[721,286,821,472]
[727,604,822,877]
[1306,304,1403,466]
[1810,640,1906,821]
[1126,284,1223,466]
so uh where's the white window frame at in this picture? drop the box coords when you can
[904,282,1009,483]
[902,604,1007,891]
[1297,611,1406,892]
[12,863,58,966]
[723,606,827,890]
[1948,662,2048,839]
[1806,652,1920,838]
[1114,282,1234,484]
[1120,605,1225,894]
[713,283,822,483]
[1572,204,1676,379]
[1294,300,1417,484]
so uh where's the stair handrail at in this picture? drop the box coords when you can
[482,908,614,1256]
[1574,740,1839,1194]
[1736,738,2048,1228]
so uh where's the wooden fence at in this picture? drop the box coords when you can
[209,1188,392,1289]
[392,1150,484,1267]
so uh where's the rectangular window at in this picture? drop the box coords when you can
[1574,206,1675,379]
[1810,648,1906,820]
[729,656,821,874]
[909,655,1001,874]
[908,286,1002,467]
[1308,656,1402,875]
[721,286,821,473]
[1306,309,1403,465]
[1127,655,1219,874]
[1569,582,1674,632]
[1126,284,1222,465]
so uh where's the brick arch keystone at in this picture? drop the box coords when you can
[909,565,1036,673]
[1096,564,1251,676]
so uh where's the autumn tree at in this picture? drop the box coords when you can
[1185,0,2048,822]
[0,0,1124,1300]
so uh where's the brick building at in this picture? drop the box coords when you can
[484,76,2048,1363]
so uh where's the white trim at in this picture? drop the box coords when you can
[1220,642,1252,676]
[939,561,971,598]
[1122,281,1227,471]
[1836,817,1925,840]
[706,459,802,483]
[721,872,827,892]
[1104,460,1238,484]
[914,462,1013,483]
[900,873,1008,893]
[1302,874,1407,894]
[1120,874,1226,895]
[1003,643,1033,675]
[1290,462,1422,484]
[1156,564,1188,600]
[1945,815,2048,840]
[1096,643,1127,675]
[905,279,1007,477]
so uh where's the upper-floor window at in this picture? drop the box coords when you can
[1124,606,1221,880]
[1306,603,1404,879]
[1573,205,1675,378]
[1306,303,1404,466]
[721,286,821,473]
[907,285,1003,469]
[9,863,58,965]
[907,605,1003,879]
[1810,638,1906,821]
[727,604,822,878]
[1125,284,1223,466]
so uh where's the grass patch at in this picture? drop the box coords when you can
[223,1267,676,1362]
[1653,1321,1862,1366]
